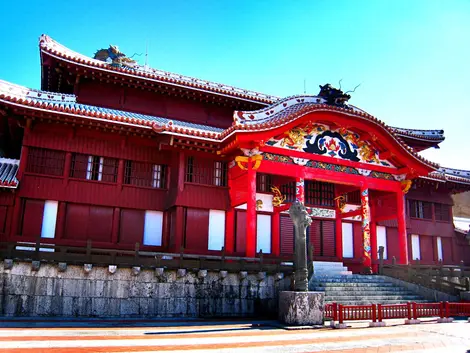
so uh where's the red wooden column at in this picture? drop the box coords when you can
[370,220,378,273]
[246,160,257,258]
[271,212,280,256]
[173,206,185,252]
[225,208,235,254]
[295,177,305,203]
[396,191,409,264]
[361,187,372,269]
[334,189,343,261]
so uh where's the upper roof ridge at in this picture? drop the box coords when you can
[39,34,280,104]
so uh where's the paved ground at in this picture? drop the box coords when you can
[0,318,468,353]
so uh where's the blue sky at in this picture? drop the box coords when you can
[1,0,469,169]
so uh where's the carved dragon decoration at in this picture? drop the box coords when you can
[94,45,139,69]
[271,186,286,207]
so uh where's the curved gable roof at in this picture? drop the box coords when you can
[226,95,439,174]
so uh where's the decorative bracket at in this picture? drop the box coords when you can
[234,154,263,170]
[334,195,346,212]
[401,179,412,194]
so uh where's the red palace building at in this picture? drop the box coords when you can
[0,35,469,273]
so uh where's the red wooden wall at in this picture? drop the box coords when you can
[280,215,294,255]
[76,80,246,129]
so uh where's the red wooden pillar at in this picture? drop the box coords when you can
[361,187,372,269]
[246,160,257,258]
[16,145,29,181]
[271,211,280,256]
[225,208,235,254]
[334,188,343,261]
[173,206,185,251]
[10,198,22,238]
[55,202,67,240]
[396,191,409,264]
[117,159,124,188]
[111,207,120,244]
[63,152,72,185]
[295,177,304,203]
[370,220,378,273]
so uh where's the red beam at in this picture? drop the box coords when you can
[261,145,400,175]
[340,209,362,219]
[258,160,402,193]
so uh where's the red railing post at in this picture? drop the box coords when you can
[445,301,450,318]
[332,302,338,322]
[412,302,417,320]
[339,304,344,324]
[407,302,412,320]
[439,302,444,318]
[372,304,377,323]
[377,304,382,322]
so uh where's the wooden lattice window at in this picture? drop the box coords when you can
[281,182,296,202]
[409,200,432,220]
[124,161,166,188]
[305,181,335,207]
[256,174,272,193]
[345,190,361,204]
[26,147,65,176]
[185,156,227,186]
[70,154,118,182]
[434,203,450,222]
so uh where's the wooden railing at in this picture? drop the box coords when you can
[324,301,470,325]
[377,246,470,296]
[0,240,294,274]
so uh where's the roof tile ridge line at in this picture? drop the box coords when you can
[39,34,280,103]
[439,167,470,173]
[0,157,20,164]
[0,93,223,141]
[233,96,368,123]
[0,79,77,101]
[39,34,106,67]
[391,126,445,133]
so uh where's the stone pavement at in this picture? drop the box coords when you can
[0,317,468,352]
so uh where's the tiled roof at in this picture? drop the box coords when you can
[390,127,445,142]
[425,167,470,185]
[0,158,19,188]
[229,95,440,169]
[5,79,470,183]
[39,35,278,105]
[0,79,223,141]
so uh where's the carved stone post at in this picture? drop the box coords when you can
[289,200,312,292]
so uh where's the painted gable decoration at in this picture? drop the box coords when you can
[265,123,394,168]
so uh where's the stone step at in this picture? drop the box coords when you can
[313,274,389,279]
[310,280,396,285]
[311,285,408,291]
[313,271,353,276]
[326,295,424,301]
[314,289,416,295]
[325,299,429,305]
[312,275,390,280]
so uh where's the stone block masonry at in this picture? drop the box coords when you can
[0,262,291,318]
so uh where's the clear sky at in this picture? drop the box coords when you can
[1,0,469,169]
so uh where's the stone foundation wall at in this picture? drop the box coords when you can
[0,262,291,318]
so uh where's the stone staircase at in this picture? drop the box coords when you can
[312,261,352,276]
[309,274,428,305]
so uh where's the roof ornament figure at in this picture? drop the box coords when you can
[93,45,139,69]
[318,81,360,108]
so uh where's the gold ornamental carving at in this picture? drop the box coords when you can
[271,186,286,207]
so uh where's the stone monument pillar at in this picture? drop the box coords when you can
[278,200,324,326]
